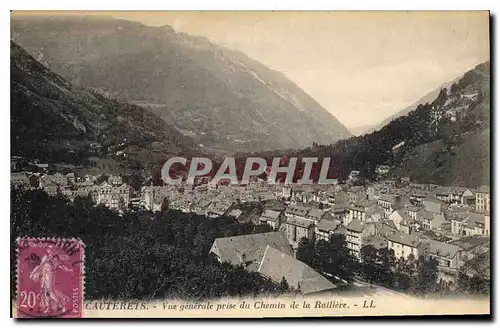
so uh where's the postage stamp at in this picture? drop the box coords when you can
[15,237,84,319]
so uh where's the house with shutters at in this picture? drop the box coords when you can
[315,218,342,242]
[475,185,490,212]
[418,211,446,231]
[434,186,452,203]
[347,199,379,225]
[420,238,463,281]
[451,212,488,237]
[377,193,397,218]
[386,232,421,260]
[450,187,474,205]
[345,219,376,258]
[284,217,316,251]
[347,185,367,203]
[409,189,429,205]
[96,182,133,211]
[406,205,421,220]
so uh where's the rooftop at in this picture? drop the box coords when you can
[285,204,311,216]
[450,235,490,252]
[307,209,325,220]
[477,185,490,193]
[260,209,282,221]
[286,217,314,229]
[258,246,336,294]
[424,239,462,258]
[346,219,364,233]
[378,194,395,202]
[210,231,293,272]
[316,218,340,233]
[386,232,421,247]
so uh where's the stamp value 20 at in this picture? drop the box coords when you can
[16,237,84,318]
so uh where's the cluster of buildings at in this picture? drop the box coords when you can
[207,174,490,293]
[11,171,133,211]
[207,176,490,286]
[12,165,490,287]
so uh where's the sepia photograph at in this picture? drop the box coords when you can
[9,10,491,319]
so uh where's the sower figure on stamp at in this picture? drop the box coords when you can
[29,246,72,314]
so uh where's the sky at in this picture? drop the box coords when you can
[13,11,490,129]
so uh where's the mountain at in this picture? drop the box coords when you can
[11,41,200,166]
[393,129,490,188]
[391,62,490,187]
[11,15,352,154]
[284,61,490,188]
[370,78,460,134]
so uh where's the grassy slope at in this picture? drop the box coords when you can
[395,129,490,187]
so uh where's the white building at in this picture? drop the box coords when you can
[475,185,490,212]
[386,232,421,260]
[96,182,133,211]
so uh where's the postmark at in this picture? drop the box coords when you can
[16,237,84,318]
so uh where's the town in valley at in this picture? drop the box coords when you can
[10,12,490,314]
[11,155,491,297]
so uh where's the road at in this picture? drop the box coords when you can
[333,278,414,299]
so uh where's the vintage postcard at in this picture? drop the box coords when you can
[10,11,490,319]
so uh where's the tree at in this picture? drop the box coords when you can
[438,121,460,146]
[394,256,415,291]
[457,270,471,293]
[295,234,358,284]
[433,88,448,108]
[296,237,316,267]
[450,83,458,94]
[160,197,170,212]
[468,274,490,295]
[279,277,290,292]
[377,247,396,287]
[413,255,439,294]
[457,270,490,295]
[95,174,109,185]
[11,188,290,301]
[360,245,379,285]
[327,234,359,283]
